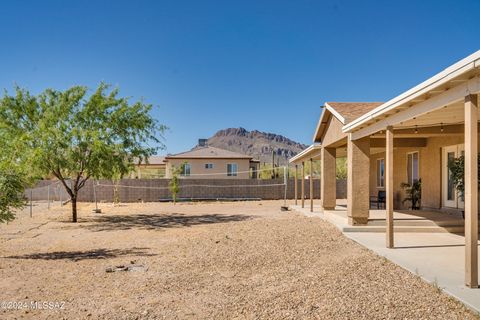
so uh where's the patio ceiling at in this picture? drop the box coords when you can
[344,51,480,140]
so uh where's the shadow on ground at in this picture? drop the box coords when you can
[72,213,254,232]
[4,247,155,261]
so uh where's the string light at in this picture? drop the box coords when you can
[440,123,444,132]
[414,125,418,134]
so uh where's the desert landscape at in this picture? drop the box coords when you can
[1,200,477,319]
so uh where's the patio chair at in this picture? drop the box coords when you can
[370,190,386,209]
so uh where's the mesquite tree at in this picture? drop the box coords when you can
[0,84,165,222]
[0,170,26,223]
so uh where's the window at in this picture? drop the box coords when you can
[182,163,191,176]
[407,152,419,185]
[227,163,237,176]
[205,163,214,169]
[377,158,385,188]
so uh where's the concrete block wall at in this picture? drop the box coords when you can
[28,178,347,202]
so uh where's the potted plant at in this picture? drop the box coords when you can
[400,179,422,210]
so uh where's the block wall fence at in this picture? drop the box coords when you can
[28,178,347,202]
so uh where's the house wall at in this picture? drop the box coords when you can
[369,134,480,211]
[321,116,347,147]
[420,136,464,209]
[369,147,424,209]
[131,164,166,179]
[165,158,252,179]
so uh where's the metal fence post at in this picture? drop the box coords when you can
[47,184,50,209]
[93,180,102,213]
[30,189,33,218]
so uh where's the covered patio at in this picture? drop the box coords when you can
[291,50,480,289]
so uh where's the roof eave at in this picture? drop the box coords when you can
[289,143,322,163]
[343,50,480,133]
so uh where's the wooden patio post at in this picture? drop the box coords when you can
[310,158,314,212]
[464,94,478,288]
[294,164,298,205]
[301,162,305,208]
[386,126,394,248]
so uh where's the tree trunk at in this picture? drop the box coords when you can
[71,196,77,222]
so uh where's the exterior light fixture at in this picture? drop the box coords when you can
[440,123,444,132]
[414,125,418,134]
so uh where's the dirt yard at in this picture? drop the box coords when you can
[0,200,478,319]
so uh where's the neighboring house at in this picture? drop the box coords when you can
[164,140,260,179]
[131,155,166,178]
[291,50,480,287]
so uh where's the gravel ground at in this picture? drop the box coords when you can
[0,200,478,319]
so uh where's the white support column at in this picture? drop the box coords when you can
[464,94,478,288]
[294,165,298,206]
[386,126,394,248]
[310,158,314,212]
[301,162,305,208]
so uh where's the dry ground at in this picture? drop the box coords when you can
[0,200,478,320]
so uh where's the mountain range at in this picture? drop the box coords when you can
[203,127,308,164]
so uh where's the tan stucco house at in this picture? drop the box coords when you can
[164,142,260,179]
[291,50,480,287]
[131,155,166,178]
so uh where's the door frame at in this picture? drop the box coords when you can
[442,144,464,208]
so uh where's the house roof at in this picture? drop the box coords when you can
[313,102,383,142]
[165,146,254,160]
[289,143,321,164]
[144,155,166,165]
[343,50,480,135]
[325,102,383,124]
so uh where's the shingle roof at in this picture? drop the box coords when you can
[165,146,253,159]
[326,102,383,124]
[145,155,166,165]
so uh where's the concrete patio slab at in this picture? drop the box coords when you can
[290,202,480,313]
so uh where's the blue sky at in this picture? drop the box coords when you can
[0,0,479,154]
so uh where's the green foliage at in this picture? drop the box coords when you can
[447,154,480,202]
[169,163,185,204]
[448,156,465,201]
[0,83,165,222]
[400,179,422,210]
[336,157,347,180]
[0,170,27,223]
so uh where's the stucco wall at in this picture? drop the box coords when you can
[370,147,423,210]
[420,136,464,209]
[321,116,347,147]
[165,158,252,179]
[369,135,480,210]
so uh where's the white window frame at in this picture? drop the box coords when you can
[182,163,191,176]
[376,158,385,188]
[205,163,214,169]
[227,163,238,176]
[406,151,419,185]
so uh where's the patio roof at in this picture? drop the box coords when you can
[289,143,321,164]
[343,50,480,139]
[313,102,382,142]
